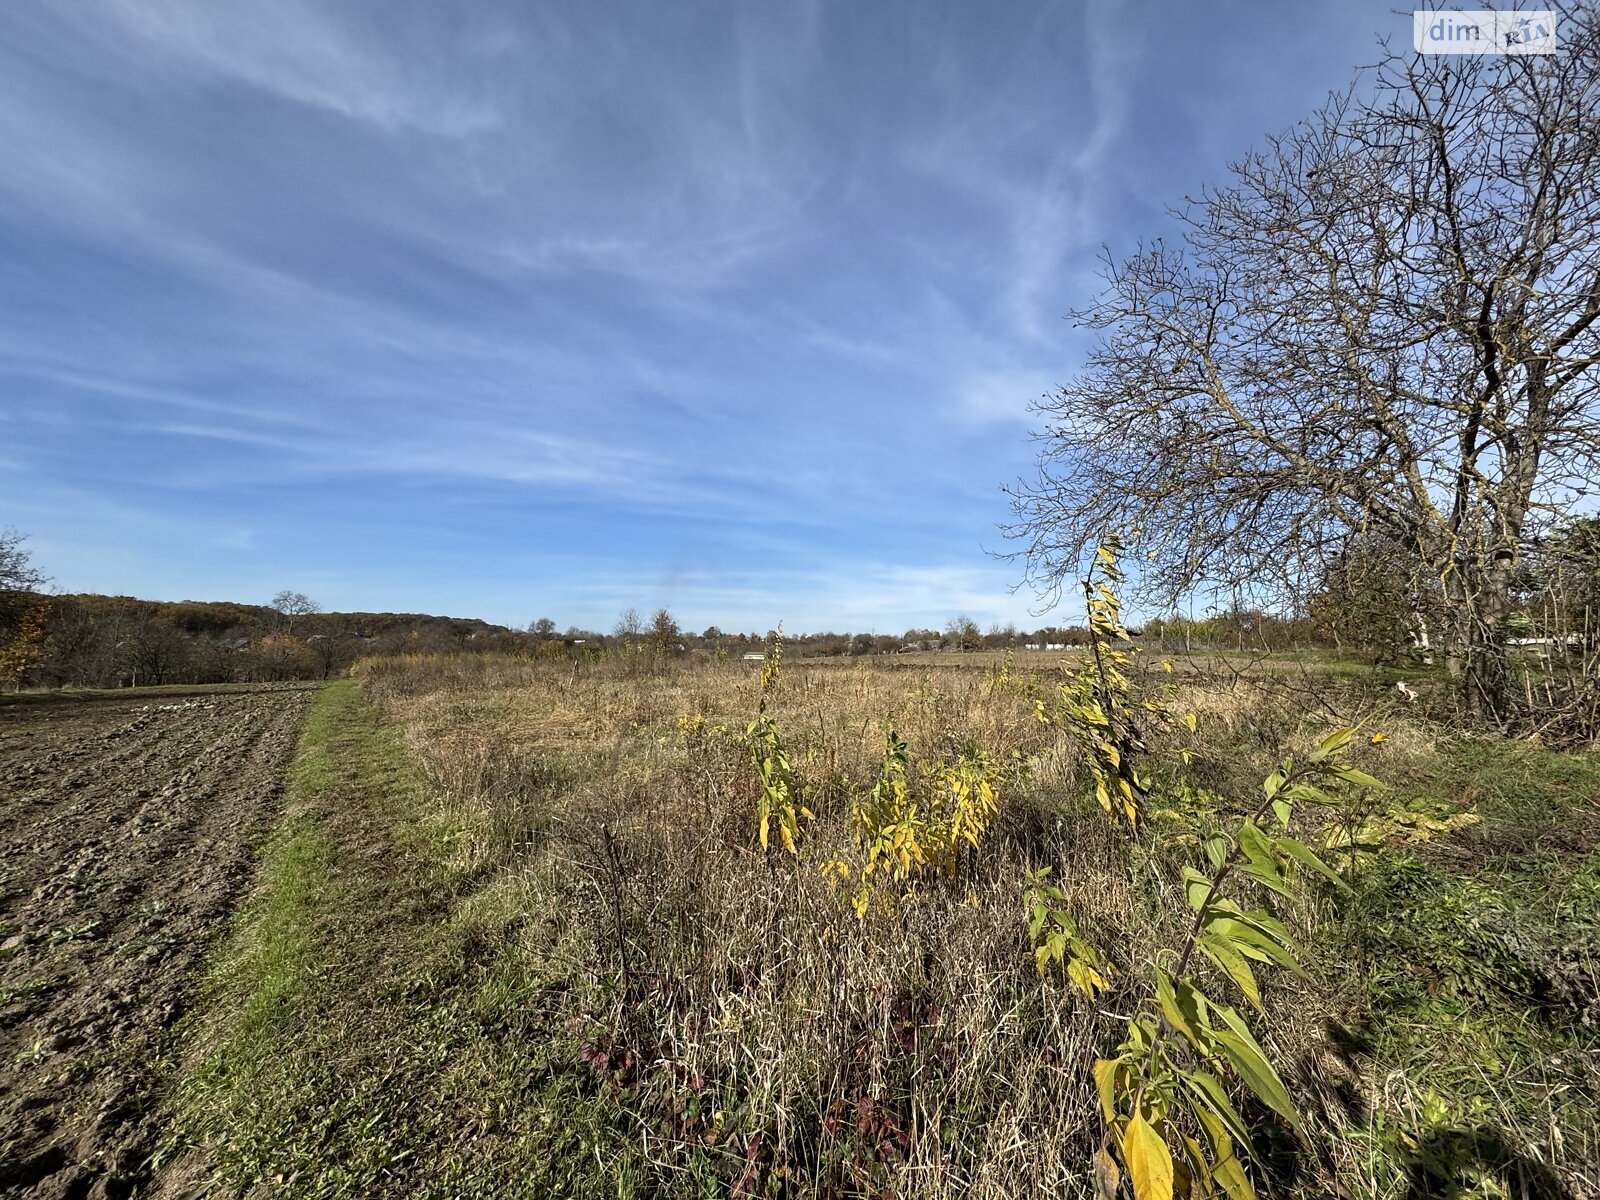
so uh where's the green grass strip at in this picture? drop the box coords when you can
[160,679,634,1198]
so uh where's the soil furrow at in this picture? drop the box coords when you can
[0,685,315,1199]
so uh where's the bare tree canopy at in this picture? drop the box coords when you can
[0,528,47,595]
[614,607,645,640]
[270,590,321,617]
[269,590,321,635]
[1009,10,1600,719]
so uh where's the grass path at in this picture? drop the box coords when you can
[157,679,630,1198]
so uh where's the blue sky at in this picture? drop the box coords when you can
[1,0,1400,633]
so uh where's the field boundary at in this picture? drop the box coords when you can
[158,678,439,1190]
[155,677,626,1196]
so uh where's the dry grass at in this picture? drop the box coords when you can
[346,648,1553,1198]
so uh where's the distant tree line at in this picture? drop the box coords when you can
[0,535,528,689]
[540,609,1083,658]
[3,519,1593,690]
[5,594,524,689]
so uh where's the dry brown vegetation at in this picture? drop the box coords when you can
[332,648,1596,1199]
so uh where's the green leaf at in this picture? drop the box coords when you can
[1235,839,1294,898]
[1212,1005,1297,1126]
[1310,727,1353,762]
[1175,1134,1210,1199]
[1206,900,1293,946]
[1280,781,1332,807]
[1212,1152,1257,1200]
[1183,867,1214,912]
[1332,765,1386,790]
[1198,931,1261,1009]
[1237,862,1294,900]
[1093,1059,1121,1124]
[1178,1069,1252,1154]
[1154,967,1211,1053]
[1236,821,1276,872]
[1206,916,1304,976]
[1125,1016,1157,1054]
[1190,1102,1230,1167]
[1122,1112,1174,1200]
[1276,836,1348,889]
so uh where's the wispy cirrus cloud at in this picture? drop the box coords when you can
[0,0,1405,630]
[951,367,1063,426]
[97,0,509,135]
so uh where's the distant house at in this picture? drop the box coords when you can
[1509,634,1583,652]
[741,652,765,662]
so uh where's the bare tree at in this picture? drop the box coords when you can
[0,530,51,686]
[0,528,46,595]
[614,607,645,643]
[118,608,189,687]
[1530,515,1600,630]
[944,615,981,651]
[270,590,321,635]
[1305,534,1444,663]
[1008,14,1600,721]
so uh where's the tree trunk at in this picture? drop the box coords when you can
[1411,613,1433,665]
[1457,563,1514,726]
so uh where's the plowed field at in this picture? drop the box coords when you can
[0,686,314,1199]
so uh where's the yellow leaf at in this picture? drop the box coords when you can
[1123,1112,1174,1200]
[1072,960,1109,997]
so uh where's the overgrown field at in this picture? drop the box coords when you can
[154,648,1599,1200]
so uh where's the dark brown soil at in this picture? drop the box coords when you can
[0,686,315,1199]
